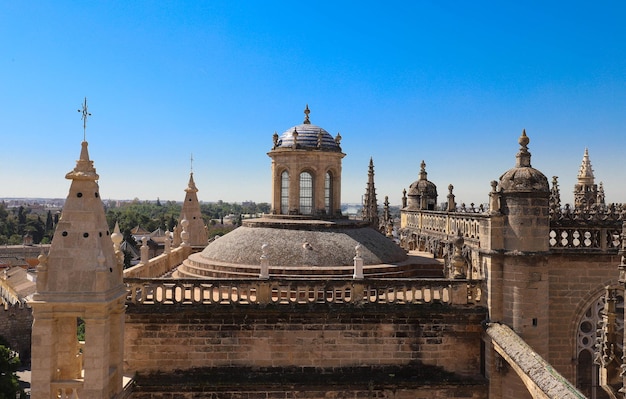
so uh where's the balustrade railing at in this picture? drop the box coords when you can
[403,211,483,241]
[125,278,482,306]
[549,227,622,250]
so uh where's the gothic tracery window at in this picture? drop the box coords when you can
[576,293,624,399]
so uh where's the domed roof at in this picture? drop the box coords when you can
[407,161,437,197]
[193,222,407,267]
[499,130,549,193]
[272,105,342,152]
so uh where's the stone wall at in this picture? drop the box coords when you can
[0,304,33,361]
[125,303,487,395]
[546,252,620,384]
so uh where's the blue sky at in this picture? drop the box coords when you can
[1,1,625,206]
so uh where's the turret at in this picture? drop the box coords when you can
[30,137,126,398]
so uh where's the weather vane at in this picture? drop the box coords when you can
[77,97,91,141]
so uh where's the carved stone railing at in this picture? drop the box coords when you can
[549,225,622,251]
[125,278,483,307]
[403,211,483,241]
[123,245,192,278]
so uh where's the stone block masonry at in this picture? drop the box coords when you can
[0,304,32,360]
[125,302,487,396]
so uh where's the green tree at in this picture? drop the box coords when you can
[0,337,25,399]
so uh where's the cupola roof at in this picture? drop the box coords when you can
[272,105,342,152]
[499,130,549,193]
[407,160,437,197]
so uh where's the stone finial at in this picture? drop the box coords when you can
[419,160,427,180]
[111,222,123,249]
[259,243,269,279]
[335,132,342,146]
[111,221,124,266]
[185,172,199,193]
[292,128,299,149]
[164,229,171,254]
[180,216,190,247]
[447,184,456,212]
[303,104,311,124]
[451,231,467,279]
[36,252,48,292]
[489,180,501,214]
[272,131,279,149]
[140,236,149,263]
[516,129,532,168]
[65,141,99,181]
[317,129,323,149]
[402,188,407,209]
[598,182,605,205]
[353,244,363,279]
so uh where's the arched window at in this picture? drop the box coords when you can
[299,172,313,215]
[576,292,624,398]
[280,171,289,215]
[324,172,332,215]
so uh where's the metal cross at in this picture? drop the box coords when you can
[77,97,91,141]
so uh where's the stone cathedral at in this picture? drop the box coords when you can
[3,105,626,398]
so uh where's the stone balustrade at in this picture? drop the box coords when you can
[125,278,482,306]
[548,226,622,250]
[403,211,483,241]
[403,208,623,254]
[123,245,192,278]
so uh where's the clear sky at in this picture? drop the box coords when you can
[1,1,625,206]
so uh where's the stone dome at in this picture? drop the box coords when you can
[499,130,549,193]
[407,177,438,197]
[273,105,342,152]
[407,161,437,197]
[192,219,407,267]
[406,161,438,210]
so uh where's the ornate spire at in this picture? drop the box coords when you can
[303,104,311,124]
[549,176,561,217]
[516,129,532,168]
[362,157,379,228]
[577,148,595,185]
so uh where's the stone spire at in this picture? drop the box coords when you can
[549,176,562,218]
[574,148,599,210]
[577,148,595,185]
[362,157,379,228]
[177,172,208,247]
[30,139,126,398]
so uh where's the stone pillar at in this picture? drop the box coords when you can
[259,243,269,279]
[353,244,364,279]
